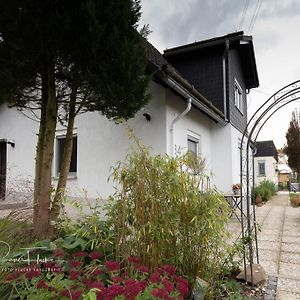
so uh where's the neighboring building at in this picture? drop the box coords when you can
[0,31,259,202]
[254,141,278,186]
[277,150,292,190]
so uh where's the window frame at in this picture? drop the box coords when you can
[187,132,200,156]
[55,134,78,178]
[234,78,243,113]
[258,160,266,177]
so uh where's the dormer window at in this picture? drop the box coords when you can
[234,79,243,113]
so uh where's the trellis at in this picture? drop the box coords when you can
[238,80,300,283]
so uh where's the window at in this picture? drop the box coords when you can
[258,161,265,176]
[234,79,243,112]
[56,135,77,176]
[187,135,199,156]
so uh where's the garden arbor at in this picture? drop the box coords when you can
[239,80,300,283]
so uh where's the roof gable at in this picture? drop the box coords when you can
[163,31,259,90]
[144,39,225,123]
[254,140,278,161]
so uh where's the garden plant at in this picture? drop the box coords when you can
[0,142,245,299]
[254,180,276,203]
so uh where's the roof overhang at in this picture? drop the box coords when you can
[145,40,226,124]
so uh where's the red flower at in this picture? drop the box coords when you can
[151,287,169,299]
[88,281,105,290]
[105,284,124,299]
[112,276,123,283]
[162,264,176,275]
[150,272,161,283]
[89,251,103,260]
[91,269,103,276]
[70,260,82,268]
[43,261,56,268]
[162,279,174,293]
[104,260,120,272]
[123,280,147,299]
[124,279,137,286]
[25,266,41,279]
[53,249,65,257]
[176,278,189,296]
[72,251,87,258]
[5,272,19,281]
[82,278,93,287]
[69,270,81,280]
[36,280,49,289]
[128,256,140,264]
[60,289,82,300]
[52,266,63,273]
[136,265,149,274]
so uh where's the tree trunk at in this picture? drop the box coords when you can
[33,66,57,238]
[33,73,48,224]
[50,86,77,226]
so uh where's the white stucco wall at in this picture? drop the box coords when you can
[0,106,38,201]
[165,90,213,171]
[58,81,167,199]
[210,124,243,193]
[254,156,278,186]
[0,79,246,203]
[0,81,168,201]
[164,90,244,194]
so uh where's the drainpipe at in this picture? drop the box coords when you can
[223,40,229,121]
[170,98,192,156]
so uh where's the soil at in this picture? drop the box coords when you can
[240,281,267,299]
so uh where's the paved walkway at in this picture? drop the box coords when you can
[255,191,300,299]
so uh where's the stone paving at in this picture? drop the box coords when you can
[255,191,300,299]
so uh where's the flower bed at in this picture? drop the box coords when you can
[5,251,189,299]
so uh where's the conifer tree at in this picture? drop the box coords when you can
[285,109,300,181]
[0,0,149,236]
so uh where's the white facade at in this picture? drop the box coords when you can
[0,106,38,202]
[210,124,242,192]
[254,156,278,186]
[0,80,244,202]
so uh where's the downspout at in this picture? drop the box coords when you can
[170,98,192,156]
[223,39,229,121]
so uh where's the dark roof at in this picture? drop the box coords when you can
[163,31,259,90]
[144,39,225,121]
[254,140,278,162]
[145,39,172,72]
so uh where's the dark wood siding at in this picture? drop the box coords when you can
[228,49,247,133]
[0,142,7,199]
[166,49,225,113]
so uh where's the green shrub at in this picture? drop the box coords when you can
[107,146,231,285]
[290,194,300,207]
[0,212,34,298]
[214,279,248,300]
[55,198,115,256]
[254,180,276,202]
[0,211,33,254]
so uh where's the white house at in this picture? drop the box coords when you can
[254,140,278,186]
[0,31,259,202]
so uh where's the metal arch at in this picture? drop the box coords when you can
[238,80,300,285]
[253,96,300,142]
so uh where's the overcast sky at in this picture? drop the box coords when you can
[140,0,300,149]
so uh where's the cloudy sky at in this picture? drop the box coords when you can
[140,0,300,148]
